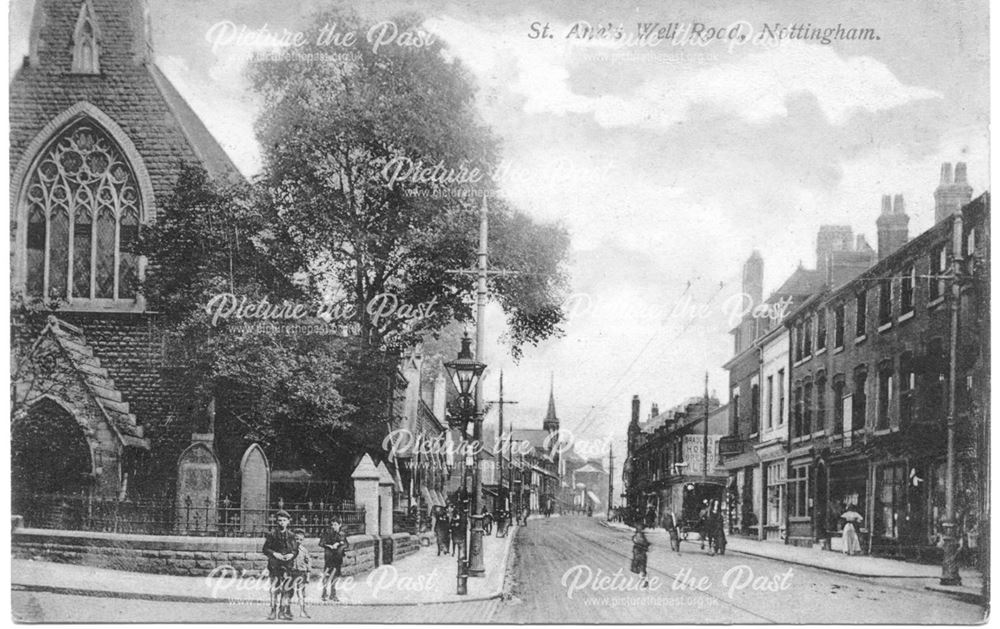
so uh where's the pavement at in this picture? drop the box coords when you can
[601,519,986,604]
[12,526,516,607]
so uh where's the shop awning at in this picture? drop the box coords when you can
[586,490,602,506]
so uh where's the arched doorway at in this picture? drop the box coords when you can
[12,398,95,523]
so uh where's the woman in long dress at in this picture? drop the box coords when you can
[841,505,864,556]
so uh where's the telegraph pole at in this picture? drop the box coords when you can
[487,371,519,534]
[703,372,709,483]
[607,444,614,519]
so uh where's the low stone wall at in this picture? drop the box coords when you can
[12,528,421,577]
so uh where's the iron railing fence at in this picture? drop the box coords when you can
[16,494,365,537]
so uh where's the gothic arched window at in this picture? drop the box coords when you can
[24,119,141,302]
[71,2,101,74]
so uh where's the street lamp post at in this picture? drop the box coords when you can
[445,333,487,592]
[941,212,965,586]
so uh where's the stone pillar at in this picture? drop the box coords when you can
[376,463,395,536]
[351,454,380,536]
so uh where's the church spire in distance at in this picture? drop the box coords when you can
[544,372,559,433]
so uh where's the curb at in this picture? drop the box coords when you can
[595,520,932,580]
[923,584,988,606]
[11,580,503,607]
[12,534,519,608]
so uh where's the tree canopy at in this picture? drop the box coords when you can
[247,7,570,357]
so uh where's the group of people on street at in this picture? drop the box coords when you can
[261,510,349,620]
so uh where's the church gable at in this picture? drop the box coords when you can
[14,316,149,450]
[11,0,240,215]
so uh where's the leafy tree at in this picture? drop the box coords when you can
[246,7,570,358]
[140,166,365,480]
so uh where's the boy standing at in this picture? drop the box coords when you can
[319,519,349,602]
[262,510,296,620]
[290,529,312,617]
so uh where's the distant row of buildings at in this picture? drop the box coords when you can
[626,164,989,563]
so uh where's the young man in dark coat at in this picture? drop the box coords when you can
[262,509,297,620]
[449,506,466,556]
[318,519,349,602]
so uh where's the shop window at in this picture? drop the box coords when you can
[790,465,809,518]
[765,462,785,527]
[876,464,906,539]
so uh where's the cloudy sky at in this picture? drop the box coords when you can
[10,0,989,482]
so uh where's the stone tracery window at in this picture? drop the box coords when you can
[24,118,140,302]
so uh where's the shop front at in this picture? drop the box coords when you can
[826,454,869,553]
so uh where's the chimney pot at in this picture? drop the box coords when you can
[940,162,953,184]
[955,162,968,184]
[893,194,905,215]
[881,195,892,215]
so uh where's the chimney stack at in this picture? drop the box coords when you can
[881,194,892,215]
[877,193,910,260]
[741,251,764,307]
[934,162,973,223]
[631,395,640,425]
[651,403,659,418]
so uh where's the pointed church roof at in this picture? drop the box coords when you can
[544,372,558,429]
[546,385,558,423]
[19,316,149,449]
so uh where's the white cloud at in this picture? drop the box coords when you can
[425,17,942,130]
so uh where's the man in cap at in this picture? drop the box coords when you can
[262,509,297,620]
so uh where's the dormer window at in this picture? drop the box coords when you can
[72,2,101,74]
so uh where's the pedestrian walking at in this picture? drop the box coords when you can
[698,500,711,552]
[663,510,681,554]
[708,500,726,556]
[450,506,466,556]
[482,507,493,535]
[432,506,450,556]
[630,521,651,588]
[318,519,349,602]
[262,509,296,621]
[841,505,864,556]
[495,506,508,537]
[289,529,311,618]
